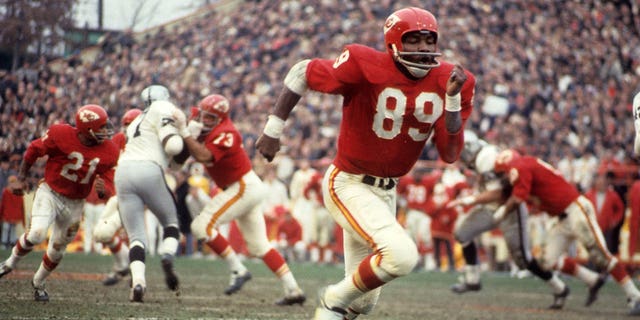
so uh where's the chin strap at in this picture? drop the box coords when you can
[391,44,441,78]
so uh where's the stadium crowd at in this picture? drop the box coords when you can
[1,0,640,267]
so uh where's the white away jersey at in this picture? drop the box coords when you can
[119,101,181,169]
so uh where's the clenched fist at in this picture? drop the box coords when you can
[255,134,281,162]
[446,64,467,96]
[95,175,106,199]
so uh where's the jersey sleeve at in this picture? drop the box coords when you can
[204,129,238,162]
[24,126,63,165]
[156,106,181,143]
[306,45,386,95]
[507,165,532,202]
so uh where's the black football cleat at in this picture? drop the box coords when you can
[585,274,606,307]
[451,281,482,294]
[161,258,179,292]
[224,271,252,295]
[32,281,49,302]
[549,286,570,310]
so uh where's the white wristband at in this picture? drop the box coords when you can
[445,93,461,112]
[460,195,477,206]
[263,115,285,139]
[492,205,507,223]
[179,127,191,139]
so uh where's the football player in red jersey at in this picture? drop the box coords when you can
[448,134,579,310]
[256,7,475,320]
[93,108,142,286]
[487,149,640,316]
[172,94,306,305]
[0,104,119,302]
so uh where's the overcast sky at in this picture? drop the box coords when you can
[73,0,208,32]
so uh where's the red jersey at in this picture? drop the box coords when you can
[585,187,624,231]
[306,44,475,177]
[201,118,252,189]
[397,175,437,211]
[111,132,127,151]
[277,217,303,246]
[628,181,640,257]
[503,155,580,216]
[303,171,323,204]
[23,124,119,199]
[0,188,24,223]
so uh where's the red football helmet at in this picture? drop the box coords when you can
[383,7,441,77]
[493,149,521,173]
[121,108,142,126]
[75,104,114,143]
[198,94,230,135]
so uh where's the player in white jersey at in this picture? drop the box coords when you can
[114,85,189,302]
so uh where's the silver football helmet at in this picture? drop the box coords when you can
[141,85,170,107]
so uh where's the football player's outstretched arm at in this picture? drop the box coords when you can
[13,138,46,195]
[257,60,310,162]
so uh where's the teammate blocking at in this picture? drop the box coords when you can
[172,93,306,305]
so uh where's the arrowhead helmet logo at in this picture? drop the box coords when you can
[384,14,400,34]
[78,109,100,123]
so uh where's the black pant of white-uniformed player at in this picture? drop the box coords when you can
[451,203,606,310]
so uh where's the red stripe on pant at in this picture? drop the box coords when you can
[42,253,59,271]
[207,233,232,257]
[263,248,289,277]
[353,254,385,292]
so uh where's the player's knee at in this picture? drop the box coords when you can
[246,239,271,257]
[93,222,116,243]
[453,228,472,244]
[539,256,556,271]
[46,247,64,262]
[25,227,48,245]
[190,217,208,240]
[587,247,610,270]
[381,235,418,276]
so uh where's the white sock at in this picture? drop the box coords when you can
[32,262,51,287]
[575,265,598,286]
[281,271,302,294]
[546,273,566,294]
[130,260,146,287]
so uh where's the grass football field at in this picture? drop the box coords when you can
[0,249,635,320]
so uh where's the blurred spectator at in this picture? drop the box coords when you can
[628,176,640,265]
[0,155,17,202]
[0,175,24,249]
[585,172,625,255]
[274,205,304,262]
[426,183,458,272]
